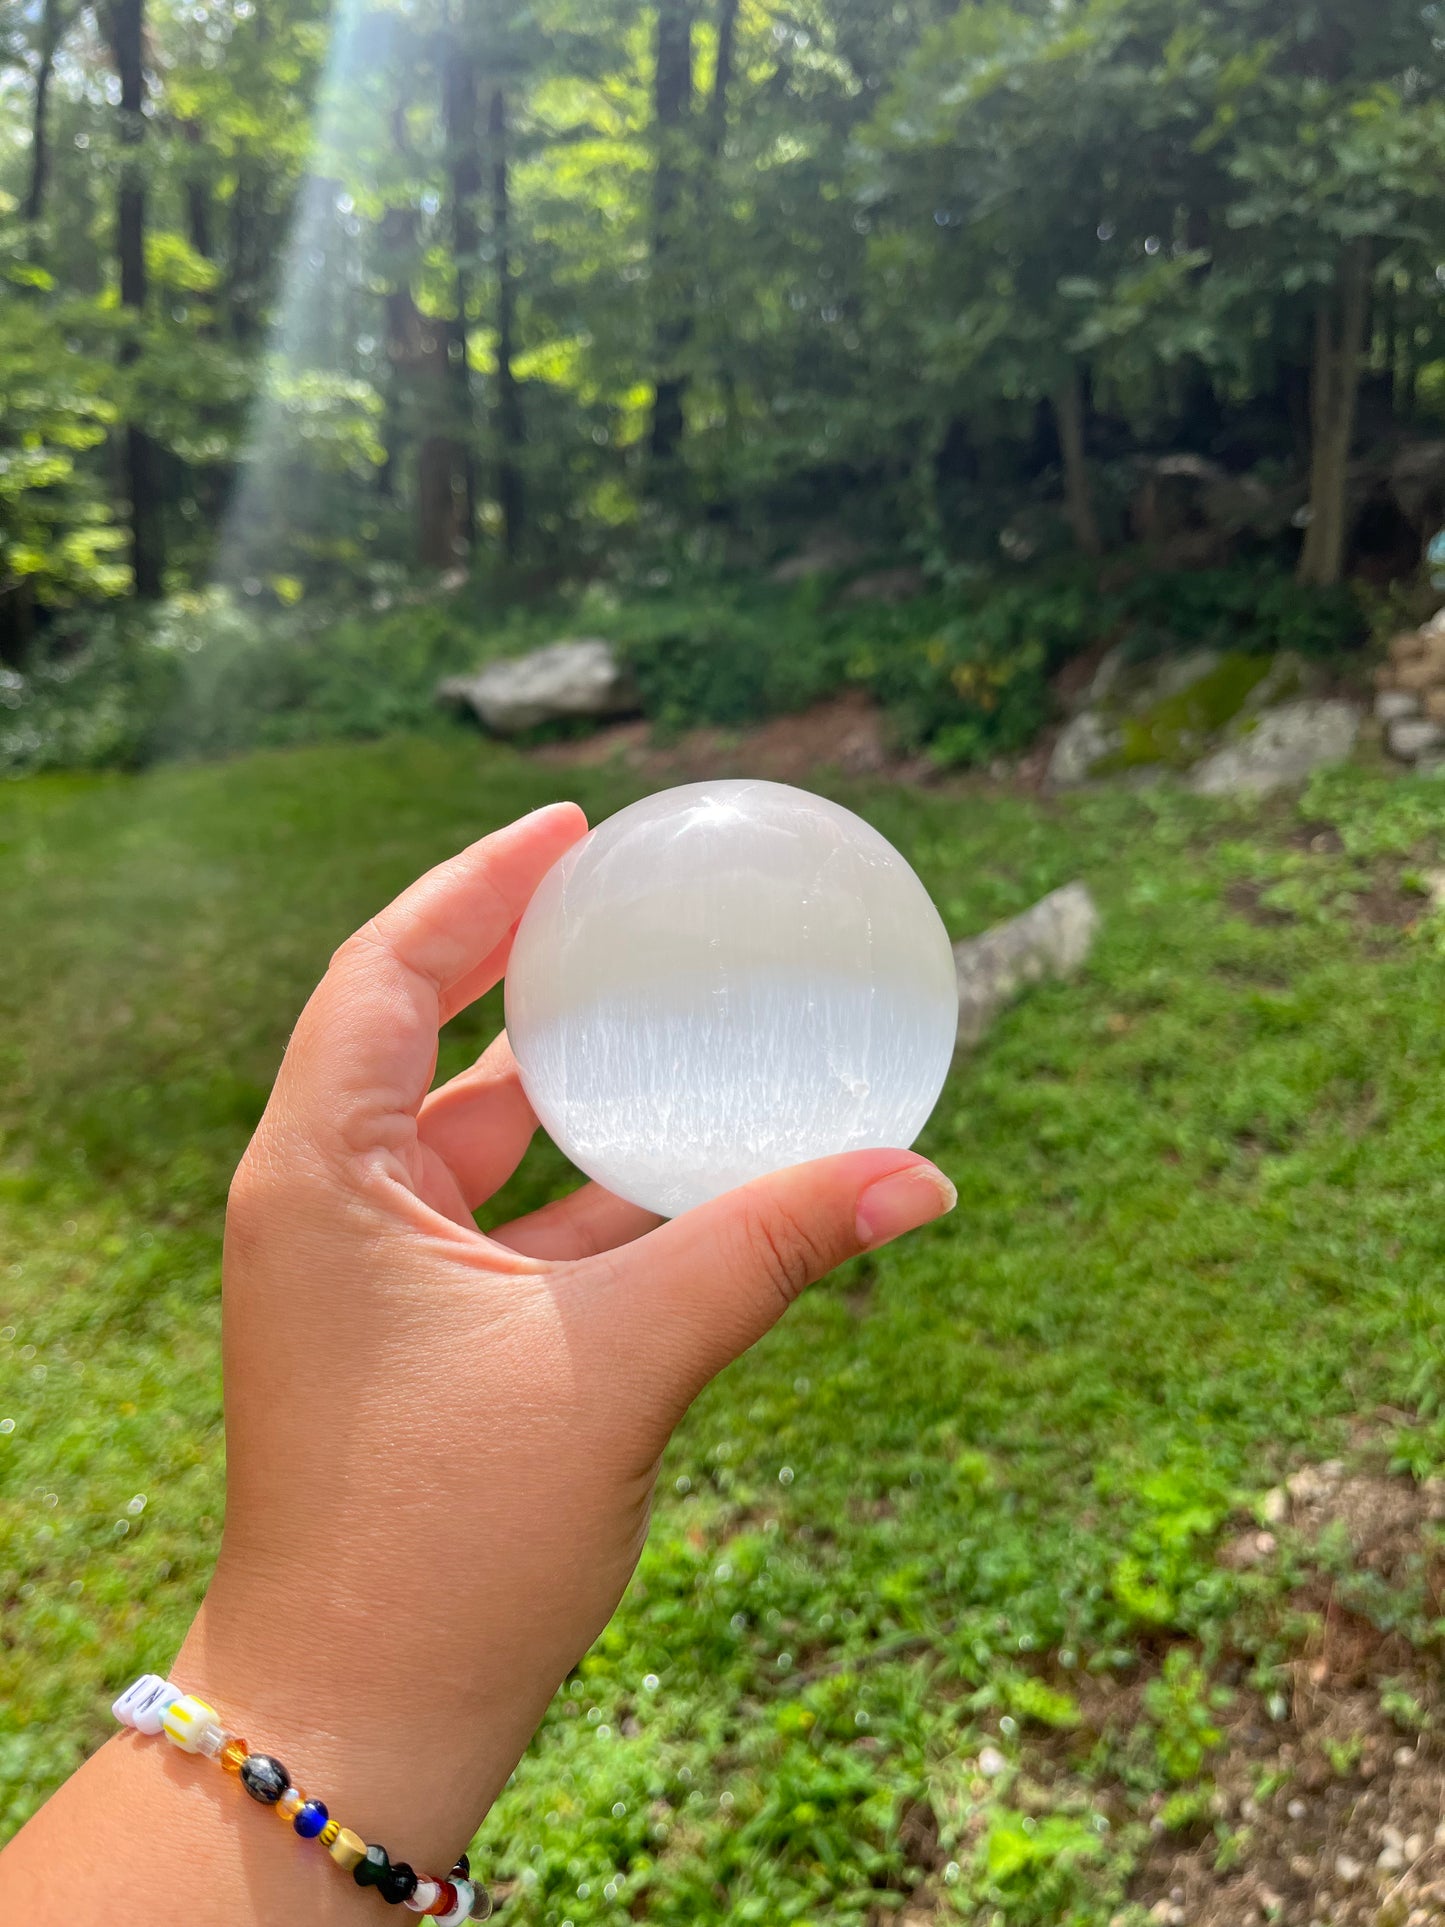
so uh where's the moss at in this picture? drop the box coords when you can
[1097,651,1274,773]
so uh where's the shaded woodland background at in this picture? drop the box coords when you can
[3,0,1445,760]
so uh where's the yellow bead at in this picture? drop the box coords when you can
[328,1827,367,1872]
[161,1695,219,1753]
[276,1786,306,1823]
[318,1818,340,1849]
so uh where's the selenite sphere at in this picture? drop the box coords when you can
[503,779,958,1219]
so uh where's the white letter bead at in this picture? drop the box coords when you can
[112,1675,182,1735]
[161,1693,221,1752]
[436,1882,476,1926]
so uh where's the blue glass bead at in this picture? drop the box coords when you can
[293,1799,329,1839]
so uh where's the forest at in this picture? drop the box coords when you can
[2,0,1445,753]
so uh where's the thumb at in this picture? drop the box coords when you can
[605,1149,956,1416]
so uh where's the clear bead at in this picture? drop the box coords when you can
[469,1891,494,1921]
[196,1722,233,1761]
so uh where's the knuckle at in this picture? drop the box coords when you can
[736,1193,828,1313]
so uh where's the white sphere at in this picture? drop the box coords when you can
[504,779,957,1218]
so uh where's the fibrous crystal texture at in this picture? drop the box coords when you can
[505,779,958,1218]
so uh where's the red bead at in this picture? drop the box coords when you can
[425,1884,457,1917]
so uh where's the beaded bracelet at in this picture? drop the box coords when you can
[113,1674,493,1920]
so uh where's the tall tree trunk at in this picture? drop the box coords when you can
[647,0,694,472]
[380,206,457,570]
[24,0,67,228]
[489,86,524,561]
[227,169,260,342]
[1298,240,1372,588]
[705,0,739,162]
[182,122,213,261]
[105,0,164,599]
[1054,364,1102,559]
[442,35,480,554]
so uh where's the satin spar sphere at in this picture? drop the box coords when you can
[504,779,958,1218]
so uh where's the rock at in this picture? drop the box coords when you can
[954,883,1101,1049]
[841,565,927,604]
[1390,629,1429,665]
[770,534,866,583]
[1421,1475,1445,1519]
[1048,711,1122,787]
[1153,647,1223,699]
[1261,1486,1289,1526]
[438,639,639,735]
[1335,1853,1364,1884]
[1388,717,1445,761]
[1288,1800,1309,1821]
[977,1744,1007,1778]
[1189,699,1362,796]
[1425,689,1445,724]
[1377,690,1423,723]
[1379,1845,1407,1874]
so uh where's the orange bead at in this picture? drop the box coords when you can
[276,1786,306,1824]
[220,1739,249,1774]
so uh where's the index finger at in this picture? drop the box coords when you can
[272,800,586,1155]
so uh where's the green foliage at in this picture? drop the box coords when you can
[851,581,1095,764]
[1143,1650,1232,1784]
[606,585,850,732]
[7,743,1445,1915]
[3,0,1444,625]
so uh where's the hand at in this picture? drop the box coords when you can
[3,801,955,1920]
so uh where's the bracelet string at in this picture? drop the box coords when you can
[113,1674,493,1920]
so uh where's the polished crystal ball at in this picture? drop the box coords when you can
[504,779,958,1218]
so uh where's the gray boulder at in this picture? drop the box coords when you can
[954,882,1100,1049]
[1047,711,1121,787]
[1376,689,1421,724]
[1388,716,1445,761]
[438,639,639,735]
[1189,699,1361,796]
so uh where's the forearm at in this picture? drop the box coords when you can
[0,1576,547,1924]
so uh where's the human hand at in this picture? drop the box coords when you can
[163,801,957,1887]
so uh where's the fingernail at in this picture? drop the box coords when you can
[855,1163,956,1248]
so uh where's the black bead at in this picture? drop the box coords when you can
[380,1861,417,1904]
[239,1754,289,1805]
[451,1853,470,1879]
[353,1846,390,1888]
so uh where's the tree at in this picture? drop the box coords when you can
[23,0,74,228]
[103,0,164,598]
[647,0,694,471]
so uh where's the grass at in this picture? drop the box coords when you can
[5,733,1445,1920]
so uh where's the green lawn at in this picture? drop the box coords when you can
[4,734,1445,1922]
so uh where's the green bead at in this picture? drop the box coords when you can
[354,1845,390,1888]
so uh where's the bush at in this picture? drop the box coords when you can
[607,584,848,732]
[851,579,1099,765]
[0,590,505,777]
[1,559,1374,780]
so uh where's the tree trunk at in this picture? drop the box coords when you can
[647,0,694,471]
[1054,365,1102,559]
[24,0,67,227]
[380,205,458,570]
[705,0,739,162]
[1298,240,1372,587]
[105,0,164,599]
[227,170,260,342]
[183,122,213,261]
[489,86,524,561]
[442,37,480,554]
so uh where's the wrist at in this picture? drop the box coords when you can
[175,1549,545,1874]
